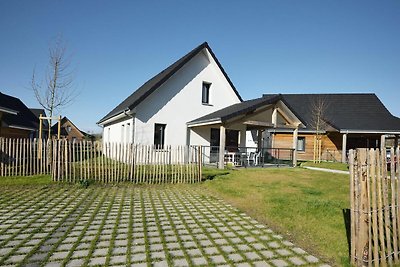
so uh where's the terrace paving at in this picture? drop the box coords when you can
[0,185,329,266]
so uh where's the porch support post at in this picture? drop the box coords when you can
[380,134,386,152]
[342,133,347,163]
[239,128,246,149]
[257,130,263,151]
[292,128,298,167]
[272,107,278,127]
[218,125,226,169]
[395,135,399,148]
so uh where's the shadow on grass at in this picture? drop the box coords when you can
[342,208,351,265]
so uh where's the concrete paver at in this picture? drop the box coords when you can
[0,186,327,266]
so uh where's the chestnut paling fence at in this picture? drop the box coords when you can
[349,148,400,267]
[0,138,203,183]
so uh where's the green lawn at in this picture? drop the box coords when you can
[0,175,52,186]
[301,161,349,171]
[198,168,350,266]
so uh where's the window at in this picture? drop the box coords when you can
[210,128,220,152]
[66,126,72,133]
[126,123,130,143]
[210,128,239,152]
[154,124,166,147]
[297,137,306,152]
[202,82,211,104]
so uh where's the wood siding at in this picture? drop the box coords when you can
[0,127,32,139]
[273,132,342,161]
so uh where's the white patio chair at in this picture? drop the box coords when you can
[254,151,262,166]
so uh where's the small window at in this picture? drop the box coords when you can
[297,137,306,152]
[126,123,130,143]
[66,126,72,133]
[202,82,211,104]
[154,124,166,147]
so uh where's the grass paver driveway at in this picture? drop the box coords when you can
[0,184,328,267]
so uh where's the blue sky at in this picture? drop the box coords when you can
[1,0,399,134]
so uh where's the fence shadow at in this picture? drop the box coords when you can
[342,208,351,262]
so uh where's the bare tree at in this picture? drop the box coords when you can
[309,96,328,163]
[31,36,76,138]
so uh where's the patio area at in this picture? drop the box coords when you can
[0,185,328,266]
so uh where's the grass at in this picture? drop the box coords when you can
[300,161,349,171]
[1,168,349,266]
[198,167,350,266]
[0,174,52,185]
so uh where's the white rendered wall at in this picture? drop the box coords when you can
[103,117,134,143]
[133,50,241,146]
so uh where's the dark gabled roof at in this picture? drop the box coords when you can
[188,94,283,125]
[30,108,48,127]
[51,116,85,136]
[0,92,38,131]
[98,42,242,124]
[264,93,400,132]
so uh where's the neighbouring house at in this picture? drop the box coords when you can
[0,92,39,138]
[264,94,400,162]
[51,117,94,141]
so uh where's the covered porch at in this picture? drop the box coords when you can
[186,95,305,169]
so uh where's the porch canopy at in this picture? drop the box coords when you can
[187,94,305,168]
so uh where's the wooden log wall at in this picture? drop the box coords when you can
[350,148,400,266]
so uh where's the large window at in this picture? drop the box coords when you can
[154,124,166,147]
[297,137,306,152]
[202,82,211,104]
[210,128,239,152]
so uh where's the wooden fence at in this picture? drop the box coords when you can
[52,140,202,183]
[0,138,203,184]
[349,148,400,266]
[0,138,51,176]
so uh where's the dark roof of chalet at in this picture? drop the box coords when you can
[264,93,400,132]
[30,108,49,127]
[0,92,38,131]
[188,95,283,125]
[98,42,242,124]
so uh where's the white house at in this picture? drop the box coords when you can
[98,42,249,146]
[98,42,303,167]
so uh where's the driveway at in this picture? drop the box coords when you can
[0,185,328,266]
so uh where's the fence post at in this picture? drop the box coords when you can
[198,146,202,182]
[357,148,369,266]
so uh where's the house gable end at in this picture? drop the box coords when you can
[97,42,242,125]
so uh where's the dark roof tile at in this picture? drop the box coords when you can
[265,93,400,131]
[0,92,38,131]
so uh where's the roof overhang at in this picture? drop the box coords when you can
[97,110,132,126]
[187,119,222,128]
[340,129,400,135]
[268,128,327,134]
[0,107,18,115]
[9,125,36,131]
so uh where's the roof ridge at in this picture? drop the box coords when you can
[98,42,241,124]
